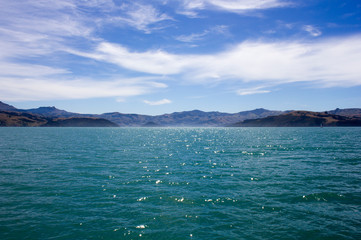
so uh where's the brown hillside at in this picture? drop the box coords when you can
[232,111,361,127]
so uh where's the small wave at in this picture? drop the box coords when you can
[301,192,345,202]
[137,197,148,202]
[136,225,147,229]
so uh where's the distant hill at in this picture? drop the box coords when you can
[0,111,48,127]
[22,106,81,118]
[0,111,117,127]
[142,122,161,127]
[232,111,361,127]
[99,112,153,127]
[328,108,361,118]
[0,102,117,127]
[43,117,118,127]
[0,101,82,118]
[0,101,17,111]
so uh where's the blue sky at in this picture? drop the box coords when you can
[1,0,361,115]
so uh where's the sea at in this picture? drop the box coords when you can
[0,127,360,240]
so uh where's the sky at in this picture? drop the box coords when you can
[1,0,361,115]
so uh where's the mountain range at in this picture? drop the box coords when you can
[1,101,361,127]
[97,108,285,127]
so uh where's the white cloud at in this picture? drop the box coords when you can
[73,42,189,75]
[303,25,322,37]
[0,77,167,102]
[175,31,209,42]
[207,0,290,10]
[178,0,291,15]
[109,3,172,33]
[77,0,116,10]
[0,1,93,39]
[0,0,171,65]
[0,0,97,65]
[0,0,174,102]
[0,63,69,77]
[175,25,229,42]
[237,87,271,95]
[75,35,361,88]
[144,99,172,105]
[0,0,360,104]
[5,33,360,102]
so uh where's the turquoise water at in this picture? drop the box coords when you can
[0,127,361,240]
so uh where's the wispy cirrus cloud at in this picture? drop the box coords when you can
[70,42,189,75]
[177,0,291,16]
[0,0,172,102]
[144,99,172,105]
[108,2,173,33]
[237,86,271,95]
[1,0,360,106]
[0,63,69,78]
[74,35,361,89]
[175,25,229,42]
[0,0,94,39]
[0,77,167,102]
[0,0,98,67]
[175,31,209,42]
[302,25,322,37]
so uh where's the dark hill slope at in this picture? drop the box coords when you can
[0,111,48,127]
[328,108,361,118]
[232,111,361,127]
[23,106,80,118]
[0,111,118,127]
[43,117,118,127]
[0,101,17,111]
[99,112,153,127]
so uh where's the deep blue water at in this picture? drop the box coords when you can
[0,127,361,240]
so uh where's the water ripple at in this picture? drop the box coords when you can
[0,127,361,239]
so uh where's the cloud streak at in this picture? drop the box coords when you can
[237,87,271,95]
[178,0,291,16]
[77,35,361,88]
[0,0,173,102]
[1,0,360,105]
[108,2,173,33]
[144,99,172,105]
[175,25,229,42]
[0,77,167,102]
[303,25,322,37]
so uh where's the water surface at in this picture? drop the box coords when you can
[0,127,360,239]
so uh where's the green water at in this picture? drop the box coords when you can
[0,127,360,239]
